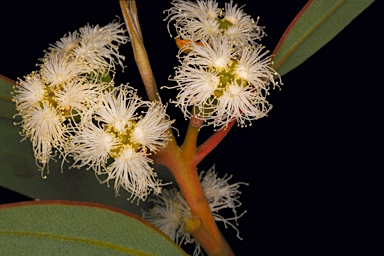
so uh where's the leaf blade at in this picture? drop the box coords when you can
[272,0,375,76]
[0,201,188,256]
[0,75,17,120]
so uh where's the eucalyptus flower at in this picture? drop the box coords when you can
[166,35,280,129]
[13,72,46,113]
[13,72,108,174]
[13,21,128,174]
[18,102,66,173]
[40,52,91,86]
[165,0,264,45]
[143,189,199,255]
[69,85,173,201]
[46,22,129,75]
[143,165,247,256]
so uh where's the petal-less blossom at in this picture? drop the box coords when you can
[47,31,80,55]
[164,0,263,45]
[13,72,46,113]
[143,165,247,256]
[235,45,278,88]
[55,79,109,115]
[14,75,109,173]
[77,23,129,73]
[222,0,265,45]
[93,85,143,133]
[18,102,66,174]
[14,20,128,175]
[69,85,173,201]
[211,81,272,128]
[182,35,235,69]
[40,52,91,86]
[163,67,219,119]
[164,36,233,119]
[103,147,160,202]
[46,22,129,76]
[200,165,248,237]
[168,35,280,129]
[164,0,220,40]
[132,102,174,153]
[142,189,195,249]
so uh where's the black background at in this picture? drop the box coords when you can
[0,1,383,255]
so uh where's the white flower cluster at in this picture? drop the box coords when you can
[164,0,264,45]
[164,0,280,129]
[13,22,173,201]
[143,165,248,256]
[69,85,173,201]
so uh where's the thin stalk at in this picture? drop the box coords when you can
[184,216,226,256]
[119,0,159,101]
[181,122,199,158]
[194,120,235,165]
[153,142,234,256]
[181,111,203,158]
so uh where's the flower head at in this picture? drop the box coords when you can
[104,147,160,201]
[48,31,80,55]
[200,165,248,235]
[69,121,119,174]
[40,52,91,86]
[143,189,193,246]
[93,85,142,133]
[69,85,173,201]
[143,165,247,255]
[55,79,108,114]
[18,102,66,173]
[13,21,128,175]
[222,1,264,45]
[13,70,108,173]
[167,35,280,129]
[13,72,46,113]
[133,102,173,153]
[165,0,264,45]
[46,22,129,75]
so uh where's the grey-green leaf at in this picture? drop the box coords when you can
[0,201,188,255]
[272,0,374,76]
[0,75,173,215]
[0,75,17,119]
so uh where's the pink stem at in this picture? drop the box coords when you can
[193,120,235,166]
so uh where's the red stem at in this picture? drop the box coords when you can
[153,136,234,256]
[193,120,235,166]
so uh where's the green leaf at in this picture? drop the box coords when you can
[0,75,174,215]
[0,75,17,119]
[272,0,374,76]
[0,201,188,255]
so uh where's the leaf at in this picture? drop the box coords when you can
[272,0,374,76]
[0,75,17,119]
[0,201,188,255]
[0,75,174,215]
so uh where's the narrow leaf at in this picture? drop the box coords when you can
[0,75,17,119]
[0,201,188,255]
[272,0,374,76]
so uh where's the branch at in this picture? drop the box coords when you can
[119,0,159,101]
[193,120,235,166]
